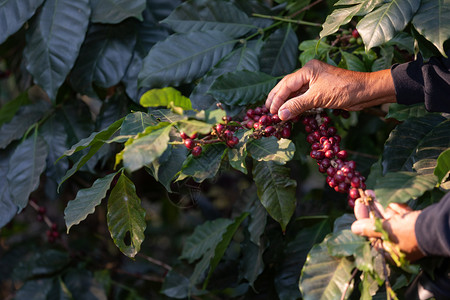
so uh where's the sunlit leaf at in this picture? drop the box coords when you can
[107,174,146,258]
[435,148,450,184]
[140,87,192,110]
[374,171,437,207]
[247,137,295,165]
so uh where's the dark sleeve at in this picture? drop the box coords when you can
[390,53,450,113]
[415,192,450,257]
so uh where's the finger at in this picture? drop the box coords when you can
[387,202,412,215]
[354,199,369,219]
[265,79,284,109]
[277,92,315,120]
[268,71,311,115]
[351,219,383,239]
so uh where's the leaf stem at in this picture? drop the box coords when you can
[137,253,172,271]
[340,268,358,300]
[252,13,322,27]
[288,0,325,18]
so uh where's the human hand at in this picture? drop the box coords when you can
[265,60,397,120]
[351,190,425,262]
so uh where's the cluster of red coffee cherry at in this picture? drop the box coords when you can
[301,111,366,208]
[30,198,60,243]
[179,105,295,157]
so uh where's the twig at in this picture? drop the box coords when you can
[114,269,165,283]
[289,0,325,18]
[252,13,322,27]
[137,253,173,271]
[340,268,358,300]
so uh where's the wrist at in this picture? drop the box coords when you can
[362,69,397,104]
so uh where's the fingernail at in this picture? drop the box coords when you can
[351,222,363,235]
[279,109,290,120]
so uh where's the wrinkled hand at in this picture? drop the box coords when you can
[351,190,425,262]
[265,59,397,120]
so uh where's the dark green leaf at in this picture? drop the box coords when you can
[0,147,18,228]
[299,39,331,66]
[13,249,70,280]
[107,174,146,258]
[190,42,260,110]
[178,143,227,182]
[203,212,248,288]
[275,221,330,300]
[148,144,188,191]
[63,268,107,300]
[0,101,50,149]
[412,0,450,56]
[138,30,236,88]
[228,130,252,174]
[160,270,207,299]
[120,112,157,136]
[299,238,355,300]
[140,87,192,110]
[7,134,48,211]
[371,46,394,72]
[0,92,31,127]
[61,117,124,158]
[382,115,449,174]
[247,136,295,164]
[385,103,428,121]
[208,70,278,106]
[0,0,45,44]
[253,160,297,231]
[341,50,366,71]
[161,0,256,38]
[147,0,181,22]
[150,109,188,123]
[65,172,118,233]
[260,25,298,76]
[24,0,90,100]
[374,171,438,207]
[90,0,146,24]
[241,240,265,289]
[357,0,420,49]
[435,148,450,184]
[14,278,54,300]
[40,114,69,186]
[70,21,137,96]
[120,123,172,172]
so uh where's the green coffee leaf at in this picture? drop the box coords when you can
[412,0,450,56]
[0,92,31,127]
[90,0,146,24]
[357,0,420,49]
[138,30,236,88]
[161,0,256,38]
[120,124,172,172]
[120,112,157,136]
[385,103,429,121]
[300,237,356,300]
[382,115,450,174]
[24,0,90,100]
[0,0,45,44]
[208,70,278,106]
[107,174,146,258]
[247,137,295,165]
[327,229,369,257]
[178,143,227,182]
[140,87,192,110]
[65,172,118,233]
[7,134,48,211]
[253,160,297,231]
[177,119,213,136]
[435,148,450,184]
[260,24,298,76]
[374,171,438,207]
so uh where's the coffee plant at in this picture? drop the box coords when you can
[1,0,449,299]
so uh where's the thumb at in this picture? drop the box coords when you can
[278,93,314,121]
[351,219,383,239]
